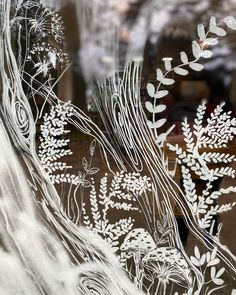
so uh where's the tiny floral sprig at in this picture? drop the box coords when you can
[13,1,64,43]
[190,246,226,294]
[175,246,227,295]
[27,42,69,77]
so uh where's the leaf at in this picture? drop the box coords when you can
[216,267,225,278]
[198,208,207,214]
[190,256,200,266]
[146,83,155,97]
[155,132,168,146]
[156,68,174,85]
[145,102,166,113]
[82,157,88,170]
[206,197,214,204]
[174,67,189,76]
[156,68,164,81]
[147,120,154,129]
[163,58,172,71]
[192,41,202,59]
[155,90,169,99]
[209,17,217,32]
[213,278,224,285]
[213,27,226,37]
[82,179,91,188]
[90,139,96,156]
[211,247,217,260]
[153,118,167,128]
[224,16,236,30]
[189,63,204,71]
[199,253,206,266]
[89,139,96,156]
[211,266,216,279]
[210,266,225,284]
[204,38,219,46]
[147,118,166,129]
[162,78,175,85]
[200,50,213,58]
[209,17,226,36]
[145,101,154,113]
[194,246,201,259]
[88,167,100,175]
[153,104,166,113]
[197,24,206,41]
[180,51,188,64]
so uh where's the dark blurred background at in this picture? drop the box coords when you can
[57,0,236,133]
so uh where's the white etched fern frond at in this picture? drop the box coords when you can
[82,171,152,253]
[168,101,236,230]
[39,103,99,187]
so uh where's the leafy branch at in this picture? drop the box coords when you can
[189,246,226,294]
[145,16,236,147]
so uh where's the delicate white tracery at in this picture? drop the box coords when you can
[0,0,236,294]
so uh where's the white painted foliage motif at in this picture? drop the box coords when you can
[39,103,99,188]
[168,101,236,230]
[82,171,152,253]
[145,15,236,147]
[1,0,236,294]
